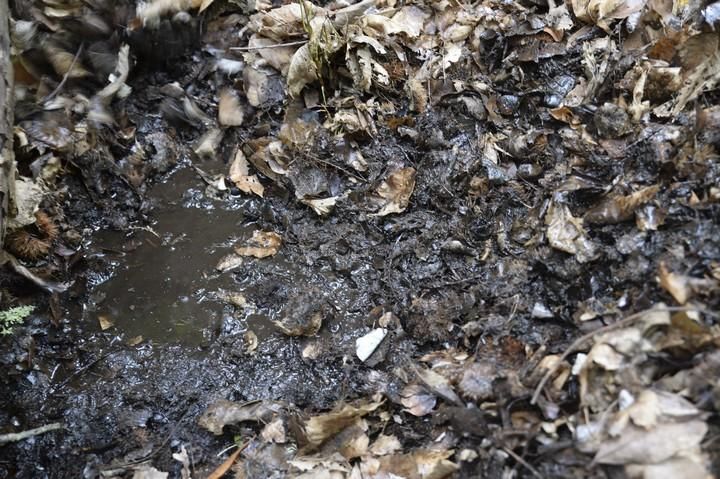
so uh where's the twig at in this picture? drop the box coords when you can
[43,43,85,103]
[230,40,307,51]
[207,440,251,479]
[502,446,544,479]
[0,423,63,445]
[530,306,716,405]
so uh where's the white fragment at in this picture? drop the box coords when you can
[355,328,387,362]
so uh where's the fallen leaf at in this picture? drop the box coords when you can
[369,434,402,456]
[303,400,383,448]
[545,199,597,263]
[594,420,707,465]
[371,167,416,217]
[400,384,437,416]
[199,400,284,435]
[132,466,168,479]
[98,315,114,330]
[229,149,264,197]
[218,89,244,126]
[374,449,459,479]
[235,231,282,258]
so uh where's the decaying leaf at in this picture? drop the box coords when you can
[132,466,168,479]
[414,367,462,406]
[371,167,416,217]
[303,400,383,448]
[215,253,244,272]
[229,149,264,197]
[370,449,459,479]
[199,399,285,435]
[369,434,402,456]
[594,419,707,465]
[235,231,282,258]
[658,262,718,305]
[400,384,437,416]
[218,89,244,126]
[584,185,659,225]
[545,199,597,263]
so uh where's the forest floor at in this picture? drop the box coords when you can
[1,0,720,478]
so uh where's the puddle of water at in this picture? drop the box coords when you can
[85,165,370,348]
[86,167,251,345]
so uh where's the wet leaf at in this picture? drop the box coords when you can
[370,168,416,217]
[216,253,244,272]
[303,400,383,448]
[584,185,659,225]
[545,199,597,263]
[199,400,284,435]
[235,231,282,258]
[287,44,318,98]
[98,315,114,330]
[229,149,264,197]
[218,89,245,126]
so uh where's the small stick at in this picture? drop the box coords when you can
[230,40,307,51]
[502,446,544,479]
[43,43,85,103]
[0,423,63,445]
[530,306,715,405]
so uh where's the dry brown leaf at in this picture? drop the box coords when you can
[369,434,402,456]
[371,167,416,217]
[658,263,718,305]
[287,44,318,98]
[218,89,245,126]
[594,420,707,465]
[374,449,459,479]
[261,417,286,443]
[229,149,264,197]
[235,231,282,258]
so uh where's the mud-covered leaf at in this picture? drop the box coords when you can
[545,199,597,263]
[303,400,383,448]
[371,167,416,217]
[199,399,284,435]
[235,231,282,258]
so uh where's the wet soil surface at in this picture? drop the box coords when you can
[3,1,720,478]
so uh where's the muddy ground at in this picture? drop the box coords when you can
[2,0,720,478]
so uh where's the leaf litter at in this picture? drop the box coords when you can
[3,0,720,477]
